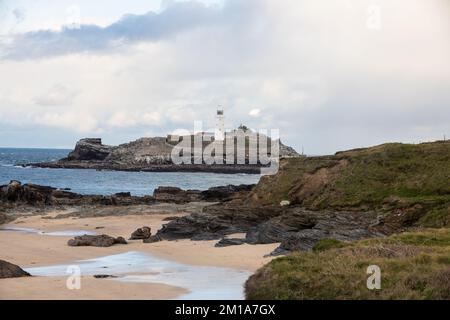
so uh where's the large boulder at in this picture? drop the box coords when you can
[129,226,151,240]
[66,138,114,161]
[68,234,127,247]
[0,181,55,205]
[0,260,31,279]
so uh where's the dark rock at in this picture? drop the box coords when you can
[245,212,317,244]
[153,187,202,203]
[215,238,246,247]
[0,212,9,225]
[162,216,180,221]
[93,274,118,279]
[0,180,155,207]
[0,260,31,279]
[129,226,151,240]
[0,180,55,205]
[271,229,329,255]
[153,184,256,204]
[269,210,380,255]
[66,138,113,161]
[68,234,127,247]
[200,184,255,201]
[191,232,222,241]
[156,205,284,241]
[114,192,131,198]
[143,234,162,243]
[155,204,380,254]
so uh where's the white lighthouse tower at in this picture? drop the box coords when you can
[215,107,225,141]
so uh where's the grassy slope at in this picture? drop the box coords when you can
[246,141,450,300]
[246,228,450,300]
[250,141,450,227]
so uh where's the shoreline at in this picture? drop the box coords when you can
[27,162,264,174]
[0,210,278,300]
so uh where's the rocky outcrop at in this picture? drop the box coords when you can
[153,187,202,203]
[0,260,31,279]
[156,205,284,241]
[200,184,255,201]
[155,204,381,254]
[129,226,151,240]
[0,180,55,205]
[66,138,114,161]
[153,184,255,203]
[29,131,300,174]
[0,180,155,207]
[143,234,162,243]
[93,274,118,279]
[68,234,127,247]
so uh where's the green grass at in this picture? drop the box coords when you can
[312,239,347,252]
[250,141,450,227]
[245,228,450,300]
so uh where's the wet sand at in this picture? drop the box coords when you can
[0,209,279,300]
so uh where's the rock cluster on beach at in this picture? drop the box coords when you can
[153,184,255,203]
[0,260,31,279]
[0,180,155,208]
[0,179,387,254]
[155,204,381,255]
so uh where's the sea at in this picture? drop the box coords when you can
[0,148,261,196]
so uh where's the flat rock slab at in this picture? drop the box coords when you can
[68,234,127,247]
[215,238,246,247]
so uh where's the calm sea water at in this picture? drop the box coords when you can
[0,148,261,196]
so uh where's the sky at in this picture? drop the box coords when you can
[0,0,449,154]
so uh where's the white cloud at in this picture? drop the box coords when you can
[249,108,260,117]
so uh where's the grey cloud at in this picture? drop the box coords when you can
[1,1,219,60]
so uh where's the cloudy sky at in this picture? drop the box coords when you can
[0,0,449,154]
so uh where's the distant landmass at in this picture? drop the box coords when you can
[30,126,300,174]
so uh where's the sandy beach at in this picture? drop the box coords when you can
[0,208,278,300]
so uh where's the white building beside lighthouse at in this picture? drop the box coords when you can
[215,108,225,141]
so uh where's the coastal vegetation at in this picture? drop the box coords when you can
[246,140,450,299]
[246,228,450,300]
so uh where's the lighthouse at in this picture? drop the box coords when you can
[215,108,225,141]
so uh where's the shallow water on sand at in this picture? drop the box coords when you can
[24,251,251,300]
[0,226,97,237]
